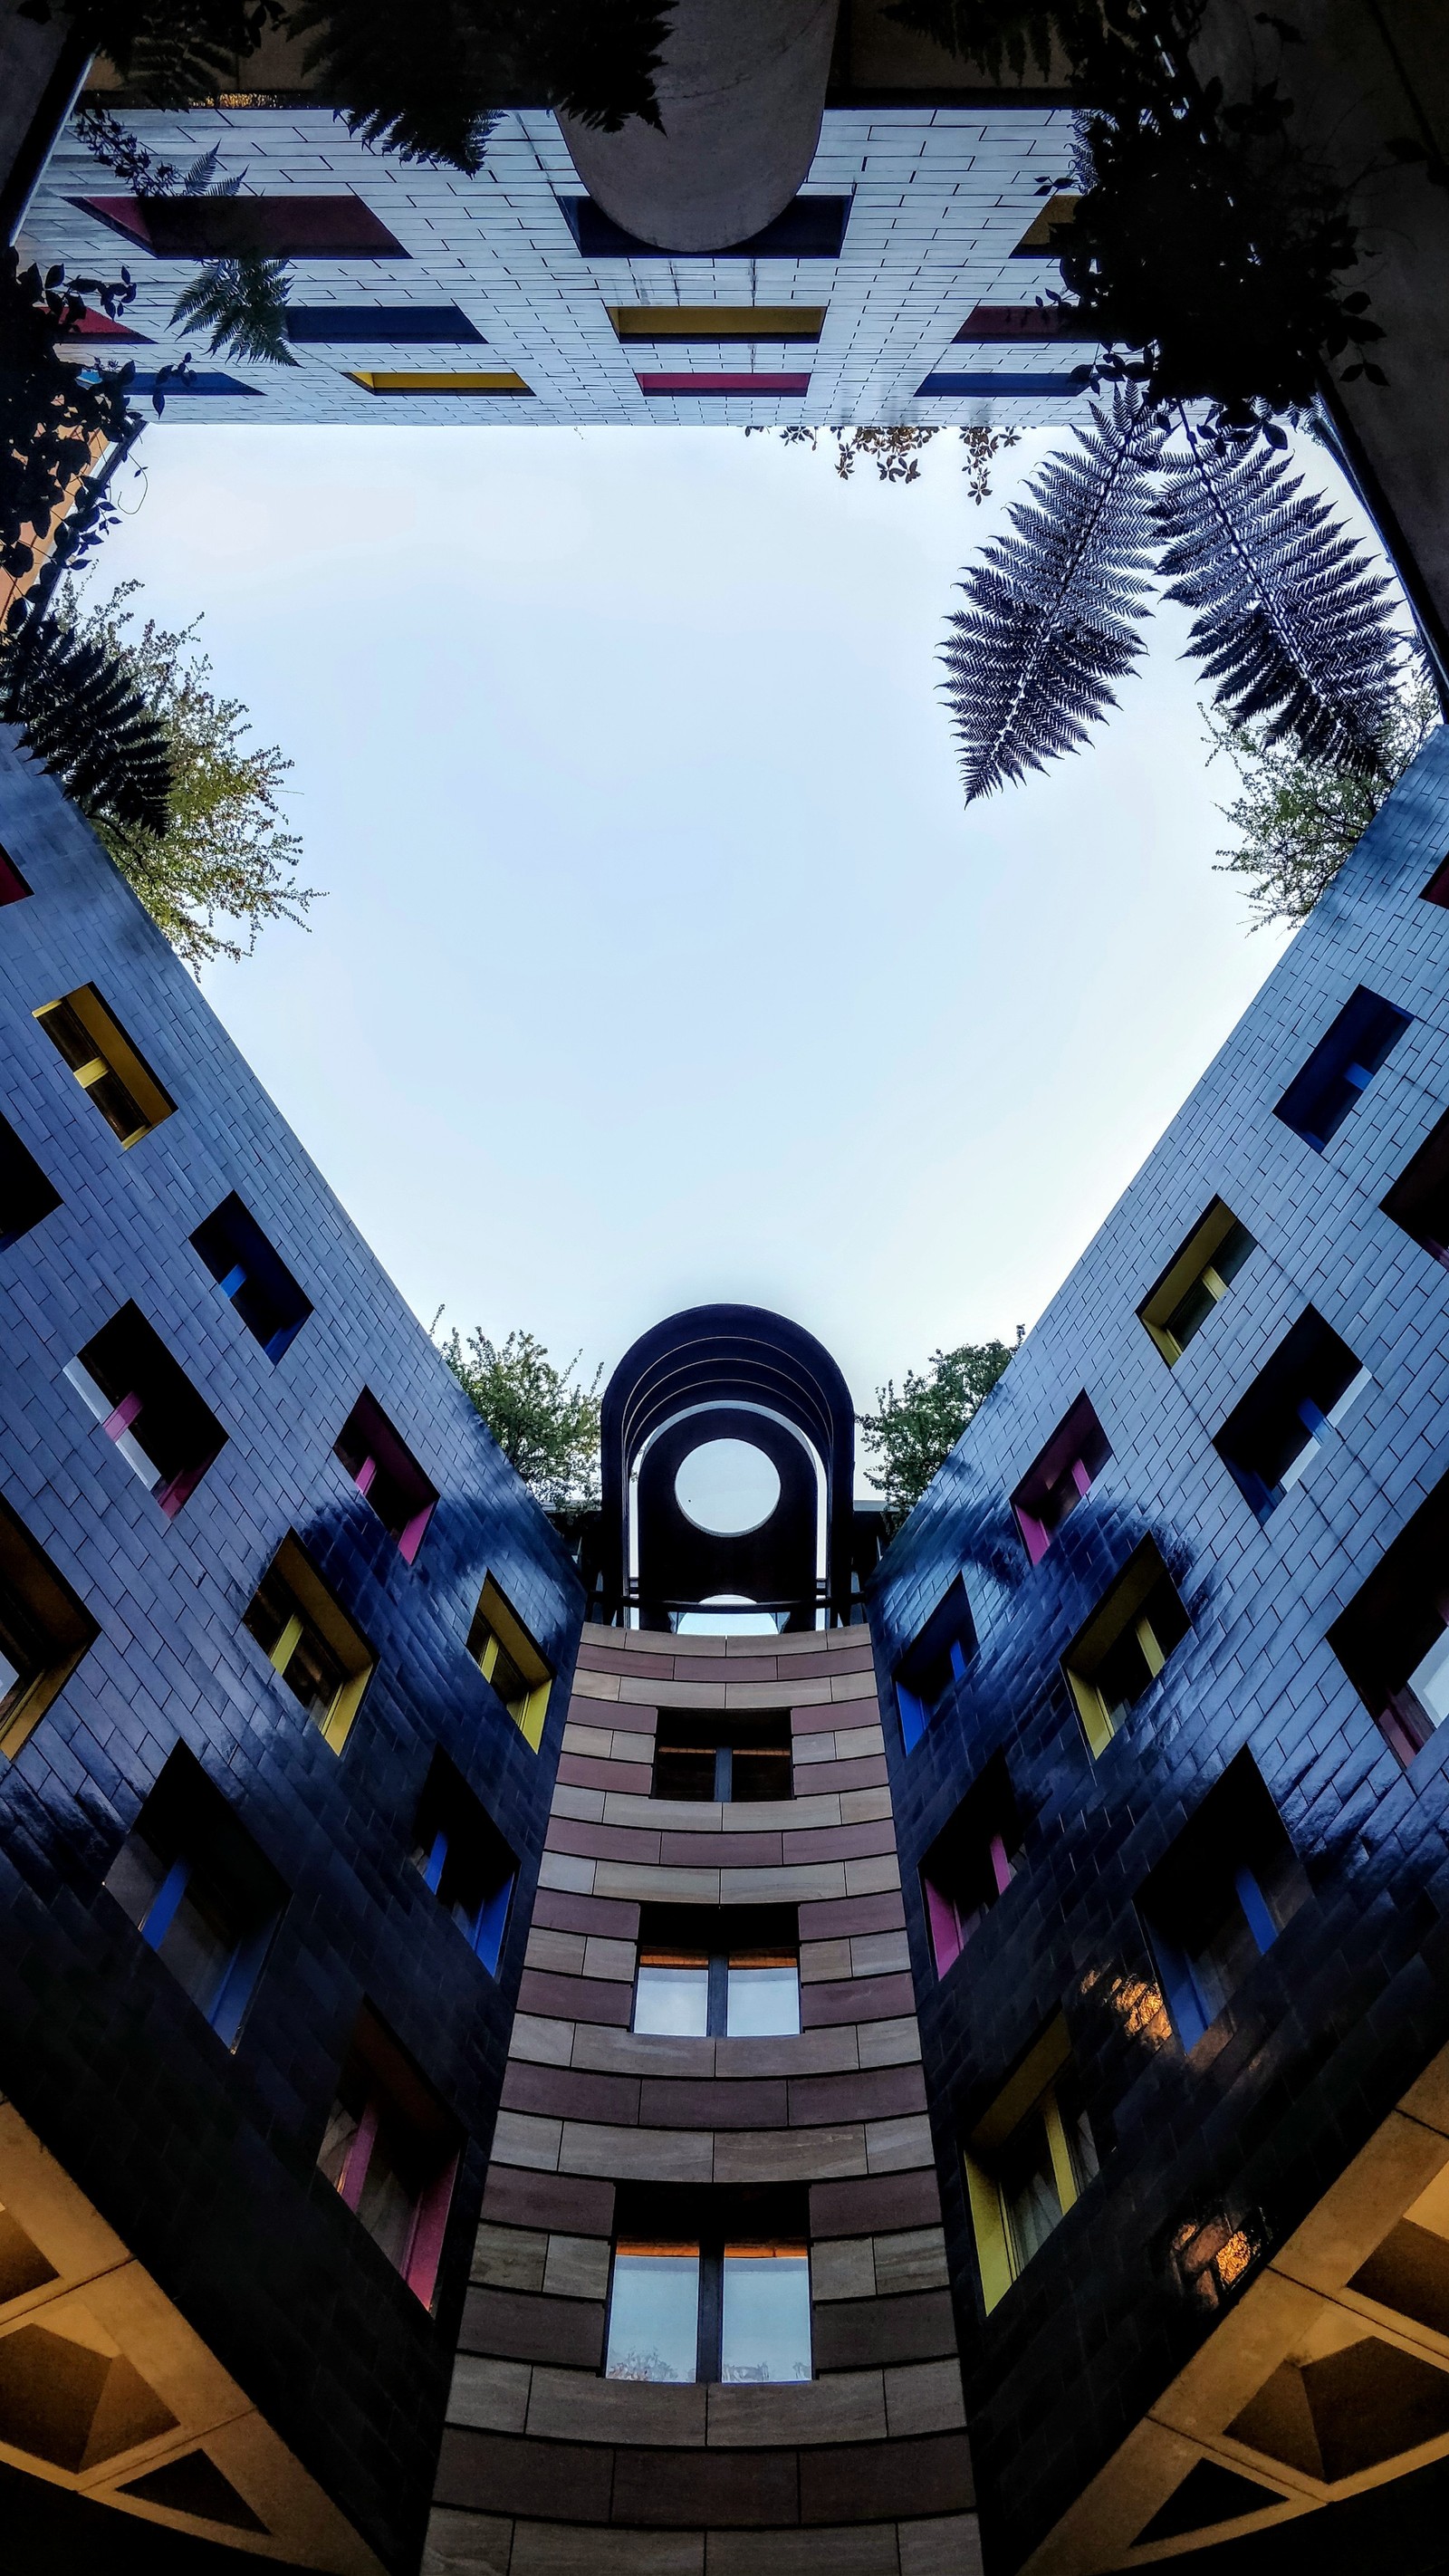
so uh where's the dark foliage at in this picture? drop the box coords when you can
[289,0,673,171]
[0,615,172,834]
[1156,418,1397,767]
[0,250,142,607]
[22,0,286,107]
[941,389,1164,800]
[77,111,297,368]
[883,0,1064,81]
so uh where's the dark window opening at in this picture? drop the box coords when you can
[633,1901,799,2039]
[1274,986,1412,1152]
[410,1753,517,1975]
[1139,1199,1255,1364]
[965,2020,1097,2311]
[0,1109,60,1250]
[605,2182,810,2384]
[66,1302,225,1515]
[1329,1464,1449,1765]
[1137,1752,1310,2052]
[1213,1308,1365,1523]
[0,1495,98,1761]
[284,303,485,342]
[1012,1393,1111,1564]
[560,193,849,261]
[317,2005,459,2307]
[1382,1105,1449,1273]
[1421,857,1449,908]
[0,843,30,904]
[651,1707,792,1803]
[334,1389,437,1562]
[191,1194,312,1363]
[466,1574,553,1749]
[243,1533,373,1753]
[34,985,173,1148]
[921,1754,1022,1976]
[103,1747,284,2047]
[894,1575,977,1752]
[1064,1537,1189,1757]
[73,193,408,259]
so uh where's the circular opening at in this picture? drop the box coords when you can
[675,1438,782,1535]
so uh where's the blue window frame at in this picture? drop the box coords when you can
[411,1755,516,1975]
[192,1193,312,1364]
[103,1753,283,2046]
[1274,986,1412,1152]
[894,1576,977,1751]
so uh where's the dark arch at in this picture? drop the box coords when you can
[599,1303,857,1627]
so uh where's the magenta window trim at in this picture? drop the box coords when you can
[332,2091,456,2306]
[925,1830,1013,1975]
[1011,1392,1111,1565]
[1422,856,1449,908]
[636,371,811,395]
[335,1390,438,1562]
[0,847,30,905]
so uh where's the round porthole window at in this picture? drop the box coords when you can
[675,1439,782,1535]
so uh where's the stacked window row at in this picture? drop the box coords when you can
[0,908,560,2307]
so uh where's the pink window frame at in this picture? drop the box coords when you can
[332,2091,457,2307]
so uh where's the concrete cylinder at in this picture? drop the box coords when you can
[558,0,840,253]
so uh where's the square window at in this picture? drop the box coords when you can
[1329,1463,1449,1764]
[0,1494,98,1760]
[409,1753,517,1974]
[1213,1309,1367,1523]
[317,2006,460,2307]
[1137,1753,1310,2051]
[1011,1393,1111,1564]
[0,1110,60,1251]
[650,1707,792,1802]
[1273,986,1411,1152]
[243,1533,374,1753]
[0,843,30,904]
[66,1303,226,1516]
[191,1195,312,1364]
[633,1903,800,2039]
[466,1575,552,1750]
[964,2021,1098,2312]
[102,1748,284,2047]
[920,1754,1022,1976]
[334,1390,437,1562]
[605,2184,811,2383]
[1063,1538,1189,1757]
[893,1576,976,1752]
[1381,1107,1449,1273]
[1138,1200,1256,1364]
[34,985,173,1148]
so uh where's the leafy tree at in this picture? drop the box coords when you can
[941,390,1402,801]
[859,1341,1015,1523]
[756,424,1020,500]
[1,247,145,608]
[54,584,315,970]
[440,1326,602,1508]
[0,608,171,829]
[1212,673,1441,929]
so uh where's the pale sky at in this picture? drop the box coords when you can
[89,420,1298,1418]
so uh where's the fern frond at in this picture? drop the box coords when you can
[0,620,172,835]
[171,255,297,365]
[1156,417,1401,768]
[941,388,1164,802]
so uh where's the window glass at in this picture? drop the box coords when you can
[0,1582,43,1720]
[1000,2110,1062,2273]
[725,1960,800,2037]
[721,2245,811,2382]
[155,1875,238,2015]
[357,2115,420,2271]
[1407,1625,1449,1729]
[605,2245,700,2381]
[103,1830,168,1927]
[634,1961,709,2037]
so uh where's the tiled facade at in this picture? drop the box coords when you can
[427,1622,977,2576]
[0,725,583,2570]
[25,101,1093,432]
[869,726,1449,2572]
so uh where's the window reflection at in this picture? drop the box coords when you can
[634,1957,710,2036]
[721,2244,811,2381]
[604,2244,700,2381]
[725,1959,800,2037]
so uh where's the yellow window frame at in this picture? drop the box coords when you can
[964,2019,1083,2313]
[251,1533,374,1754]
[34,985,175,1148]
[1063,1539,1181,1759]
[0,1495,98,1760]
[467,1575,552,1752]
[1138,1197,1249,1364]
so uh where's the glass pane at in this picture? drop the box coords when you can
[318,2098,359,2192]
[726,1964,800,2037]
[102,1831,168,1927]
[633,1965,709,2037]
[283,1620,347,1725]
[156,1877,238,2016]
[721,2249,811,2382]
[87,1068,147,1142]
[357,2117,420,2271]
[605,2248,699,2381]
[1000,2110,1062,2273]
[1408,1624,1449,1727]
